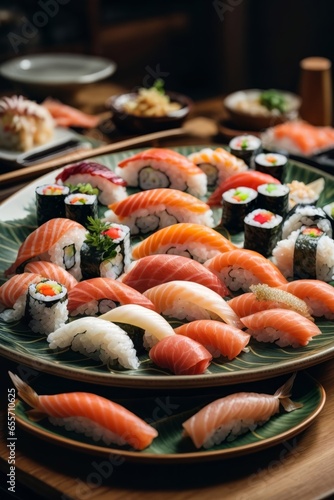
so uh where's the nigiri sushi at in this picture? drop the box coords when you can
[187,147,248,188]
[143,281,242,328]
[228,284,313,321]
[55,161,127,205]
[149,335,212,375]
[115,147,207,197]
[278,279,334,319]
[9,372,158,450]
[207,170,281,207]
[182,373,302,449]
[0,272,43,322]
[5,218,87,280]
[240,309,321,347]
[174,320,250,360]
[103,188,215,235]
[24,261,78,290]
[131,222,235,262]
[47,317,139,369]
[67,277,156,317]
[204,249,288,293]
[42,98,101,129]
[119,254,229,296]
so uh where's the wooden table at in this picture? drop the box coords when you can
[0,82,334,499]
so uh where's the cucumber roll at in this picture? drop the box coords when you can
[80,217,131,280]
[64,193,98,228]
[244,209,283,257]
[257,183,290,217]
[282,204,332,239]
[254,153,288,182]
[35,184,69,226]
[25,279,68,335]
[229,135,262,167]
[221,187,258,234]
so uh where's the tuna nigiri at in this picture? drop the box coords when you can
[182,373,302,449]
[9,372,157,450]
[5,218,87,280]
[24,261,78,291]
[278,279,334,319]
[143,280,242,329]
[0,272,43,321]
[204,249,288,293]
[149,335,212,375]
[188,146,248,188]
[174,320,250,360]
[119,254,229,296]
[207,171,281,206]
[131,222,235,262]
[240,309,321,347]
[103,188,215,235]
[68,277,156,317]
[115,147,207,197]
[55,161,127,205]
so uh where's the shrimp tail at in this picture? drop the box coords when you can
[274,373,304,412]
[8,371,41,411]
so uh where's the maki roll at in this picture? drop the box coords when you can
[35,184,69,226]
[254,153,288,182]
[282,204,332,239]
[244,209,283,257]
[220,186,258,234]
[80,217,131,280]
[25,279,68,335]
[322,201,334,232]
[64,193,98,228]
[257,183,290,217]
[272,226,334,282]
[229,135,262,167]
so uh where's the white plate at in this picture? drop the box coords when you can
[0,128,83,163]
[0,53,117,86]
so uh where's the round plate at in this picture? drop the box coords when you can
[1,146,334,389]
[0,53,116,86]
[14,372,326,463]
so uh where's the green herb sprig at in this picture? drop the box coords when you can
[84,217,118,256]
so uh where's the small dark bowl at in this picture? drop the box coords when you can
[106,91,192,134]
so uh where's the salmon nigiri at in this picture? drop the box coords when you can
[115,147,207,197]
[9,372,158,450]
[103,188,214,235]
[5,218,87,279]
[0,272,43,321]
[24,261,78,291]
[207,170,280,206]
[174,320,250,360]
[143,280,242,329]
[131,222,235,261]
[240,308,321,347]
[67,277,156,317]
[182,373,302,449]
[278,279,334,319]
[204,248,288,293]
[149,335,212,375]
[120,254,229,296]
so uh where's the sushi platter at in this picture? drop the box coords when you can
[1,145,334,391]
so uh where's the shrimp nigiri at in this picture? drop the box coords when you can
[9,372,158,450]
[182,373,302,449]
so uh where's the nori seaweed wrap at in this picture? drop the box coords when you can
[257,183,290,217]
[221,186,258,234]
[35,184,69,226]
[244,208,283,257]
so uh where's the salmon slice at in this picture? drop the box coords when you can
[0,273,43,308]
[278,279,334,319]
[240,308,321,347]
[42,98,101,129]
[204,249,288,292]
[149,335,212,375]
[24,261,78,291]
[120,254,229,296]
[131,223,235,261]
[143,280,242,328]
[174,320,250,360]
[67,277,156,316]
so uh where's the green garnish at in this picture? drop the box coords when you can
[260,89,287,113]
[241,139,249,150]
[66,183,99,196]
[152,79,165,94]
[84,217,118,257]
